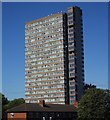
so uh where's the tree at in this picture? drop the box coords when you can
[84,83,96,91]
[0,93,9,106]
[5,98,25,110]
[0,93,25,120]
[0,93,9,120]
[78,88,110,119]
[104,90,110,119]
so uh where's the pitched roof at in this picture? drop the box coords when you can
[7,103,77,113]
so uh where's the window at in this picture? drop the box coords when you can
[69,33,74,37]
[70,86,75,90]
[68,42,74,46]
[70,64,74,67]
[69,55,75,59]
[70,100,75,103]
[69,59,75,63]
[69,68,75,72]
[68,16,73,20]
[70,91,75,94]
[69,38,74,41]
[70,96,75,99]
[69,46,74,50]
[68,12,73,16]
[68,21,73,25]
[70,73,75,76]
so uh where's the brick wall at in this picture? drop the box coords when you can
[7,112,26,120]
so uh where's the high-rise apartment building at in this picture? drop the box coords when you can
[25,6,84,104]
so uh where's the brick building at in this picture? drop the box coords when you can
[7,100,77,120]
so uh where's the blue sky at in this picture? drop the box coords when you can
[2,2,108,100]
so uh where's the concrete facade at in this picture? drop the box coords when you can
[25,6,84,104]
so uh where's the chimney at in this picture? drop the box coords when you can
[39,100,45,107]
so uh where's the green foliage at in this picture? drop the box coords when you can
[84,83,96,91]
[1,93,9,112]
[78,88,110,119]
[104,90,110,119]
[5,98,25,110]
[1,93,9,106]
[0,93,9,120]
[0,93,25,120]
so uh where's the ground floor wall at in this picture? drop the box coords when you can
[7,111,77,120]
[27,111,77,120]
[7,112,26,120]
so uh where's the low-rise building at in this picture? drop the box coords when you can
[7,100,77,120]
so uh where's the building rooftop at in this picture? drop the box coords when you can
[7,100,77,113]
[25,13,63,25]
